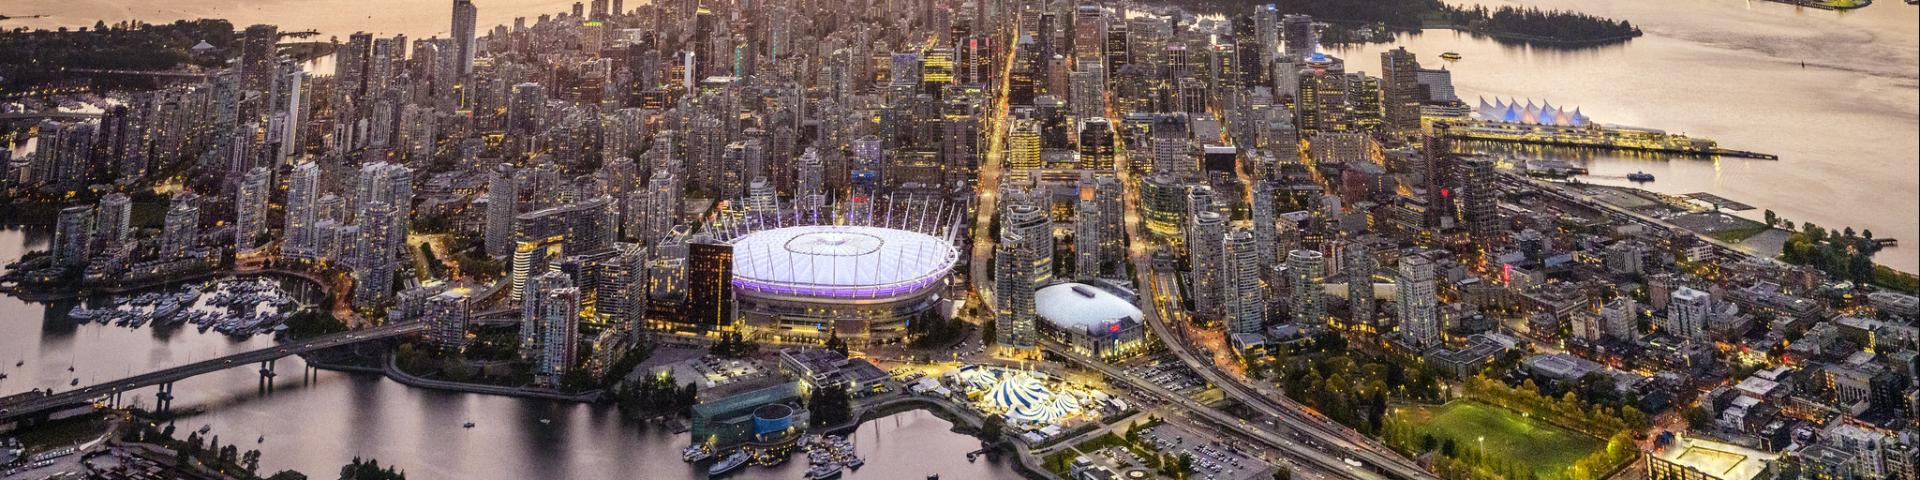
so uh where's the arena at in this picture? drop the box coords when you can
[728,224,960,346]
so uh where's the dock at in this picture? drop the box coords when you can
[1682,192,1757,211]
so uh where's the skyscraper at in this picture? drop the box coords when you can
[1669,286,1712,342]
[995,231,1038,349]
[239,24,280,94]
[234,167,272,253]
[53,205,95,268]
[354,202,404,306]
[1250,181,1280,266]
[1287,249,1325,325]
[1003,202,1054,287]
[1344,236,1377,324]
[1460,156,1502,246]
[452,0,479,76]
[486,163,519,258]
[285,162,322,260]
[1397,254,1438,348]
[1187,210,1227,321]
[1281,14,1316,58]
[1223,228,1265,334]
[95,193,132,257]
[535,274,582,385]
[162,196,200,259]
[1151,114,1191,177]
[1380,47,1422,132]
[426,289,472,350]
[685,236,734,330]
[1075,190,1102,281]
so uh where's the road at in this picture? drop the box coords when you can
[967,23,1019,310]
[1111,142,1436,480]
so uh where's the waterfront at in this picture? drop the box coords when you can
[0,228,1022,479]
[1330,0,1919,272]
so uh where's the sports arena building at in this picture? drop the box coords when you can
[717,203,962,346]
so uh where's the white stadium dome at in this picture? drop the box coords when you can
[1035,283,1144,332]
[729,225,960,298]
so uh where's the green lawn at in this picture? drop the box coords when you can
[1395,401,1604,477]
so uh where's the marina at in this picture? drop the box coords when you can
[58,277,308,338]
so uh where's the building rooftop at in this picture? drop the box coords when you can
[1651,435,1776,480]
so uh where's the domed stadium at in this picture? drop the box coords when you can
[727,221,960,346]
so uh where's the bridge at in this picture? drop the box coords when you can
[0,322,427,423]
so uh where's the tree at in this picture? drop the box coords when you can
[339,457,405,480]
[1684,406,1713,431]
[1763,209,1777,227]
[1272,466,1293,480]
[825,333,849,357]
[981,414,1006,444]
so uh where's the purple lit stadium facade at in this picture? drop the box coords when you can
[725,222,960,346]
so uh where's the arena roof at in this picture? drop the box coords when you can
[1035,283,1144,333]
[729,225,959,298]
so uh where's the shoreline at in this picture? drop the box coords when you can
[1759,0,1873,10]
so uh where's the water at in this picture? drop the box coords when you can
[1327,0,1918,272]
[0,228,1020,479]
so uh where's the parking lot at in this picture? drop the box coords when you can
[1140,424,1274,480]
[1117,353,1207,396]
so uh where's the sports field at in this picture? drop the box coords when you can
[1394,401,1605,477]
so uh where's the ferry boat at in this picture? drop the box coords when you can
[708,451,750,476]
[1439,51,1463,61]
[805,463,843,479]
[1627,171,1656,182]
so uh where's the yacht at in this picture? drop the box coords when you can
[708,451,750,476]
[1627,171,1656,182]
[1439,51,1463,61]
[682,444,711,462]
[66,306,95,320]
[805,463,843,479]
[847,456,865,469]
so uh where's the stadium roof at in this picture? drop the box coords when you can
[730,225,958,298]
[1035,283,1144,333]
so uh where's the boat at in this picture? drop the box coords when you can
[682,444,711,462]
[847,457,864,469]
[1439,51,1462,61]
[199,425,211,434]
[805,463,843,479]
[1627,171,1656,182]
[70,378,79,386]
[67,306,95,320]
[464,422,476,429]
[257,436,264,443]
[708,451,750,476]
[539,418,552,425]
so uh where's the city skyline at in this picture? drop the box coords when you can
[0,0,1915,479]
